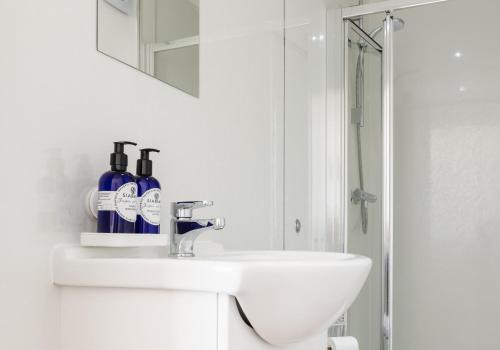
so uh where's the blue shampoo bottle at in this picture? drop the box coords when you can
[135,148,161,234]
[97,141,138,233]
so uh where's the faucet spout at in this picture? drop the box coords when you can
[175,218,226,234]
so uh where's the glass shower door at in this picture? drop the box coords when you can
[344,19,383,350]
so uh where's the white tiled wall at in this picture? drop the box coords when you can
[0,0,284,349]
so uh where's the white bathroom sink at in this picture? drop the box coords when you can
[52,246,371,346]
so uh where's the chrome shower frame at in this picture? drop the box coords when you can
[381,14,394,350]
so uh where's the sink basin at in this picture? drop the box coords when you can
[52,246,371,346]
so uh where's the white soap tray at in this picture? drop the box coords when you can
[80,232,168,247]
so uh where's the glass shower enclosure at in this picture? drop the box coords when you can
[334,1,448,350]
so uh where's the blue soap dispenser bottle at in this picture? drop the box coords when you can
[97,141,138,233]
[135,148,161,234]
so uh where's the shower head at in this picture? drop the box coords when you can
[369,18,405,38]
[393,18,406,31]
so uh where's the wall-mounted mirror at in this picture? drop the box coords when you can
[97,0,199,97]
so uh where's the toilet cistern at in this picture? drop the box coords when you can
[170,201,225,258]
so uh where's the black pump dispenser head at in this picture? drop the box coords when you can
[110,141,137,172]
[137,148,160,177]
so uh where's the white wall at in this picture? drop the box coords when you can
[393,1,500,349]
[0,0,284,349]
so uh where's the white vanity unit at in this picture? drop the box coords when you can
[52,246,371,350]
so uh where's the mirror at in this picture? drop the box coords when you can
[97,0,199,97]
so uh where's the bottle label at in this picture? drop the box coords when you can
[97,182,138,223]
[138,188,161,226]
[97,191,115,211]
[115,182,138,222]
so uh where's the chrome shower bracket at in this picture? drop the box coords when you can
[351,107,363,125]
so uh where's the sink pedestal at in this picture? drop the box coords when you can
[60,286,326,350]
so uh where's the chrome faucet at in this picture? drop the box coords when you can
[169,201,225,258]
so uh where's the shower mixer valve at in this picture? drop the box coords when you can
[351,188,377,207]
[351,188,377,234]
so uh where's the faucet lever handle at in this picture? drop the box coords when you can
[172,200,214,218]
